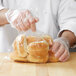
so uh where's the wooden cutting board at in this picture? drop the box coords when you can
[0,52,76,76]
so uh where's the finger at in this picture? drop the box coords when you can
[21,11,31,29]
[55,44,65,58]
[13,19,22,31]
[15,15,25,31]
[22,26,29,31]
[12,12,27,31]
[21,10,27,18]
[19,10,30,30]
[25,10,30,17]
[59,50,69,61]
[15,25,22,31]
[52,42,61,53]
[20,15,29,31]
[21,14,31,29]
[31,23,36,32]
[19,23,29,31]
[34,17,39,22]
[25,10,37,24]
[62,55,70,62]
[18,20,26,31]
[14,21,22,31]
[29,17,36,24]
[23,19,30,29]
[19,23,25,31]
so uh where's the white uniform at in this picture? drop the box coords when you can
[0,0,76,52]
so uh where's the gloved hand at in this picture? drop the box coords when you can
[5,9,39,32]
[51,37,70,62]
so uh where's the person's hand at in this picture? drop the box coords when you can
[5,9,39,32]
[51,37,70,62]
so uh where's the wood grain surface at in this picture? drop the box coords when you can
[0,52,76,76]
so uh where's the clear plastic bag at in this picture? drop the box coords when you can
[17,30,53,46]
[18,30,46,37]
[1,28,56,64]
[10,30,54,62]
[16,30,47,44]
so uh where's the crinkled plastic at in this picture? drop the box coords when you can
[5,9,36,30]
[18,30,50,38]
[17,30,53,46]
[54,37,70,51]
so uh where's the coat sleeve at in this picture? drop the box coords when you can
[0,0,5,10]
[58,0,76,36]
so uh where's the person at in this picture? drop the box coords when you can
[0,0,76,62]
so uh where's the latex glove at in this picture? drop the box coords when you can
[51,37,70,62]
[5,9,39,32]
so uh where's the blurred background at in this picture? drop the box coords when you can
[70,48,76,52]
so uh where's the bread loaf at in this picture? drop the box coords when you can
[10,34,59,63]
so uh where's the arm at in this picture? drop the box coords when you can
[60,30,76,47]
[0,9,9,26]
[51,30,76,62]
[0,9,38,31]
[51,0,76,62]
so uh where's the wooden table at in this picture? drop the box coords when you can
[0,52,76,76]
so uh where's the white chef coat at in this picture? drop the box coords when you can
[0,0,76,52]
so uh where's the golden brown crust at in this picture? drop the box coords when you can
[13,35,28,57]
[27,55,48,63]
[10,51,28,62]
[26,36,44,45]
[27,41,49,57]
[27,41,49,63]
[48,50,59,62]
[13,40,17,52]
[42,35,53,46]
[18,35,28,57]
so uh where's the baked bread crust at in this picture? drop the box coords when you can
[10,34,59,63]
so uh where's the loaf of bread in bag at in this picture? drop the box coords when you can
[10,34,59,63]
